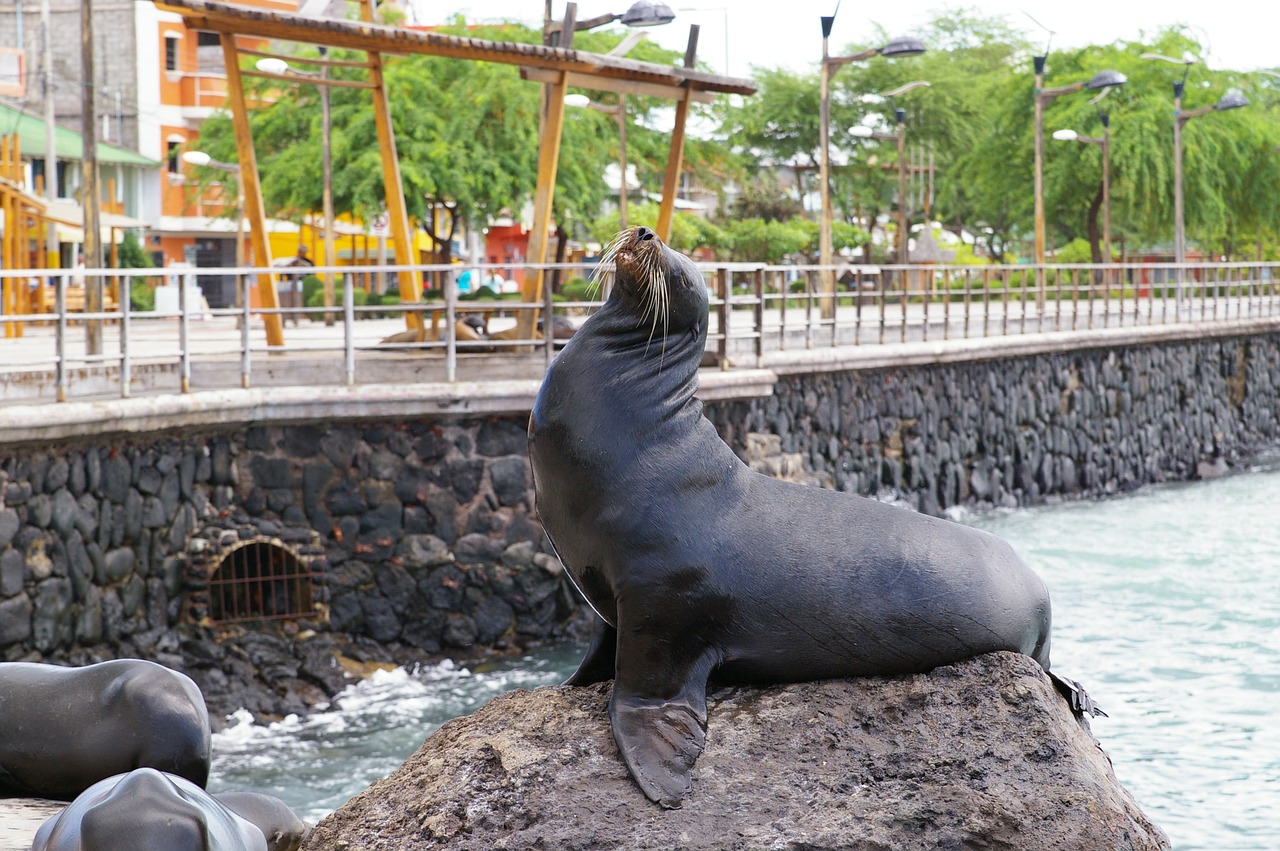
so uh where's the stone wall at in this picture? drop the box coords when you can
[710,335,1279,515]
[1,334,1277,712]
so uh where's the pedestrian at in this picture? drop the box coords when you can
[281,244,313,325]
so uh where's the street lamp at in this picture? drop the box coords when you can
[565,93,631,229]
[849,81,930,267]
[819,17,925,316]
[1033,60,1126,266]
[256,54,337,324]
[547,1,675,38]
[182,150,246,305]
[1051,98,1112,265]
[1144,53,1249,268]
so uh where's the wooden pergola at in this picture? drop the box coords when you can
[153,0,755,345]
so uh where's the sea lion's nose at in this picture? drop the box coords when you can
[635,227,654,241]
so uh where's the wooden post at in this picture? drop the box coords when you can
[361,0,423,333]
[221,33,284,346]
[517,70,569,340]
[656,25,698,242]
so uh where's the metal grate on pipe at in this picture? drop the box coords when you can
[208,540,320,624]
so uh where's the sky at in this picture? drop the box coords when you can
[411,1,1278,81]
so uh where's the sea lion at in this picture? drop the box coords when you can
[214,791,310,851]
[30,769,266,851]
[0,659,211,799]
[528,226,1091,808]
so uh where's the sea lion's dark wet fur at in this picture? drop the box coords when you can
[529,227,1061,807]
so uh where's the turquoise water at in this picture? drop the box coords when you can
[209,462,1280,849]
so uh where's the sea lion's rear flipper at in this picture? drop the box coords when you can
[1050,671,1107,718]
[564,617,617,686]
[609,689,707,808]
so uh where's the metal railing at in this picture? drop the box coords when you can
[1,260,1276,404]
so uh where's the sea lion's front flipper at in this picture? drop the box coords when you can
[609,691,706,807]
[564,616,617,686]
[607,617,720,808]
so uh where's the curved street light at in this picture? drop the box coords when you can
[183,150,248,330]
[1052,108,1112,266]
[1033,61,1127,267]
[566,93,631,228]
[819,19,926,316]
[1145,53,1250,270]
[547,1,675,37]
[255,55,337,323]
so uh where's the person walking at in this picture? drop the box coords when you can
[281,244,313,325]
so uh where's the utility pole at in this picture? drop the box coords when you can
[81,0,103,355]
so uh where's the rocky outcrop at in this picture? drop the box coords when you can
[303,652,1169,850]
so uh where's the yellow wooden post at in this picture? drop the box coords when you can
[221,33,285,347]
[361,0,422,333]
[2,135,17,337]
[656,26,699,242]
[517,71,569,341]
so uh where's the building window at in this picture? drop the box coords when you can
[165,35,180,72]
[196,31,220,47]
[209,541,319,624]
[167,140,181,174]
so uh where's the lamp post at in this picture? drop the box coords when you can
[1051,110,1112,264]
[182,150,246,307]
[1033,61,1126,266]
[849,80,930,268]
[256,54,337,325]
[1143,53,1249,269]
[565,93,631,229]
[819,19,925,317]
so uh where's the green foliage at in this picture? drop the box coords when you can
[129,278,155,312]
[558,277,596,302]
[114,230,155,269]
[587,203,711,254]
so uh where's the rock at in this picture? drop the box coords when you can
[303,653,1169,851]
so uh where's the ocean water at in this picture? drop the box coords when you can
[209,462,1280,850]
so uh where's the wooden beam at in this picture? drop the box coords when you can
[656,26,699,242]
[519,67,714,103]
[154,0,756,96]
[360,0,422,332]
[222,33,285,347]
[242,69,376,89]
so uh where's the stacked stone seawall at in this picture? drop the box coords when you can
[0,332,1277,717]
[712,335,1279,515]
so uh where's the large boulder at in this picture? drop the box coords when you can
[304,652,1169,850]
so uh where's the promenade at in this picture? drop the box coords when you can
[0,260,1276,442]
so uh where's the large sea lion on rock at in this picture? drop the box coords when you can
[0,659,211,799]
[528,226,1097,808]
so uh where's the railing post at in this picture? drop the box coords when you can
[179,271,190,394]
[120,276,130,398]
[240,272,252,389]
[445,267,457,383]
[56,271,67,403]
[544,266,556,371]
[342,275,355,386]
[753,267,765,368]
[717,267,730,369]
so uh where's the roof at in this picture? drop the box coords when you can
[0,102,160,167]
[154,0,757,99]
